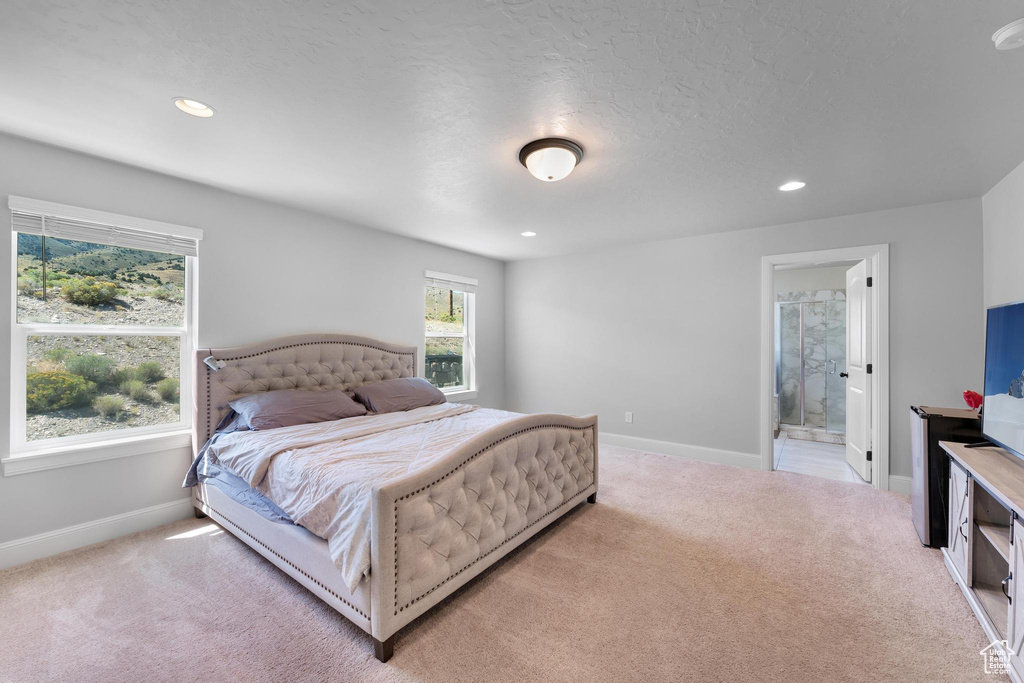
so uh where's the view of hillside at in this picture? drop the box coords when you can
[17,234,185,326]
[17,234,185,441]
[425,286,465,388]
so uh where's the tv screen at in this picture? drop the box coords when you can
[984,301,1024,458]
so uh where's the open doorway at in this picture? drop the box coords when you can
[760,245,890,490]
[773,261,862,483]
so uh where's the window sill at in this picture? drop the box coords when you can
[442,388,479,402]
[3,429,192,477]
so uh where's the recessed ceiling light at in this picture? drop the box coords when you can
[519,138,584,182]
[778,181,806,192]
[993,18,1024,50]
[173,97,215,118]
[521,231,537,237]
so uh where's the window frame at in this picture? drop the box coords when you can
[6,199,200,471]
[424,271,477,400]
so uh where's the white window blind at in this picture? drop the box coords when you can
[9,196,202,257]
[425,270,478,293]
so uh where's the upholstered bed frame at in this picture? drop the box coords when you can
[190,334,598,662]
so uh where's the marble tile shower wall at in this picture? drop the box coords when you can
[778,290,846,433]
[777,290,846,304]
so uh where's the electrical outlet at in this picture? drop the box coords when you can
[625,411,633,424]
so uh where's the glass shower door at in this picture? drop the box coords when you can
[778,303,803,425]
[825,300,847,434]
[801,302,827,428]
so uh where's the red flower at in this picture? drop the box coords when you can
[963,390,983,411]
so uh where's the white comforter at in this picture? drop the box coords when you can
[206,403,521,592]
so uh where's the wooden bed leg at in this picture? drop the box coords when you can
[373,636,394,662]
[193,505,207,519]
[587,492,597,504]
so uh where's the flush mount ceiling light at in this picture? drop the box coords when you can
[173,97,215,118]
[519,138,584,182]
[993,18,1024,50]
[778,180,806,192]
[521,231,537,237]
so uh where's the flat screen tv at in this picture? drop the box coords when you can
[984,300,1024,458]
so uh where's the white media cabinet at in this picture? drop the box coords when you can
[942,440,1024,681]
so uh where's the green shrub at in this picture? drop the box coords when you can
[147,285,182,301]
[26,371,94,413]
[61,277,118,306]
[43,347,72,364]
[426,342,461,356]
[135,362,165,383]
[110,367,141,386]
[93,395,126,420]
[66,354,117,385]
[155,378,179,401]
[119,379,153,402]
[17,277,39,296]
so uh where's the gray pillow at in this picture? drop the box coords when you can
[353,378,446,414]
[229,389,367,430]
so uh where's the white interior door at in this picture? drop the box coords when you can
[845,260,871,482]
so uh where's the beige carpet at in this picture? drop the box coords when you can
[0,446,996,682]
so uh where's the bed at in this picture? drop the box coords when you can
[187,334,598,662]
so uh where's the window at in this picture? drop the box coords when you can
[424,270,476,396]
[9,197,201,456]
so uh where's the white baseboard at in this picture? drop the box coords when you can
[600,432,762,470]
[602,432,907,492]
[888,475,912,495]
[0,497,194,570]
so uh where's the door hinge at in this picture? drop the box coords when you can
[866,450,872,462]
[867,363,873,374]
[867,277,873,287]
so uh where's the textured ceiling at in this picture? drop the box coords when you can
[1,1,1023,260]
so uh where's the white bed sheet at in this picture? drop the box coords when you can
[206,403,521,591]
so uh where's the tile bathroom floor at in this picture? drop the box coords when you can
[774,431,868,485]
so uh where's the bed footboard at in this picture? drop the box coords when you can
[368,413,598,657]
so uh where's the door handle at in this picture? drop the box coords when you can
[828,360,837,375]
[839,372,849,378]
[1003,573,1013,604]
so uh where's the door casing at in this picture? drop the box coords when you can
[760,244,890,490]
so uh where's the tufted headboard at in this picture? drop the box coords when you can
[192,334,417,453]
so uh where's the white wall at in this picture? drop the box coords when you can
[774,265,852,294]
[506,199,984,479]
[0,133,505,547]
[983,158,1024,307]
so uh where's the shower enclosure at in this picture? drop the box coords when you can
[776,292,847,434]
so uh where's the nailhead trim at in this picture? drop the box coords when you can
[393,424,595,615]
[219,341,415,363]
[201,499,370,620]
[201,340,416,444]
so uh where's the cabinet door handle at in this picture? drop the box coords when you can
[1002,573,1013,604]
